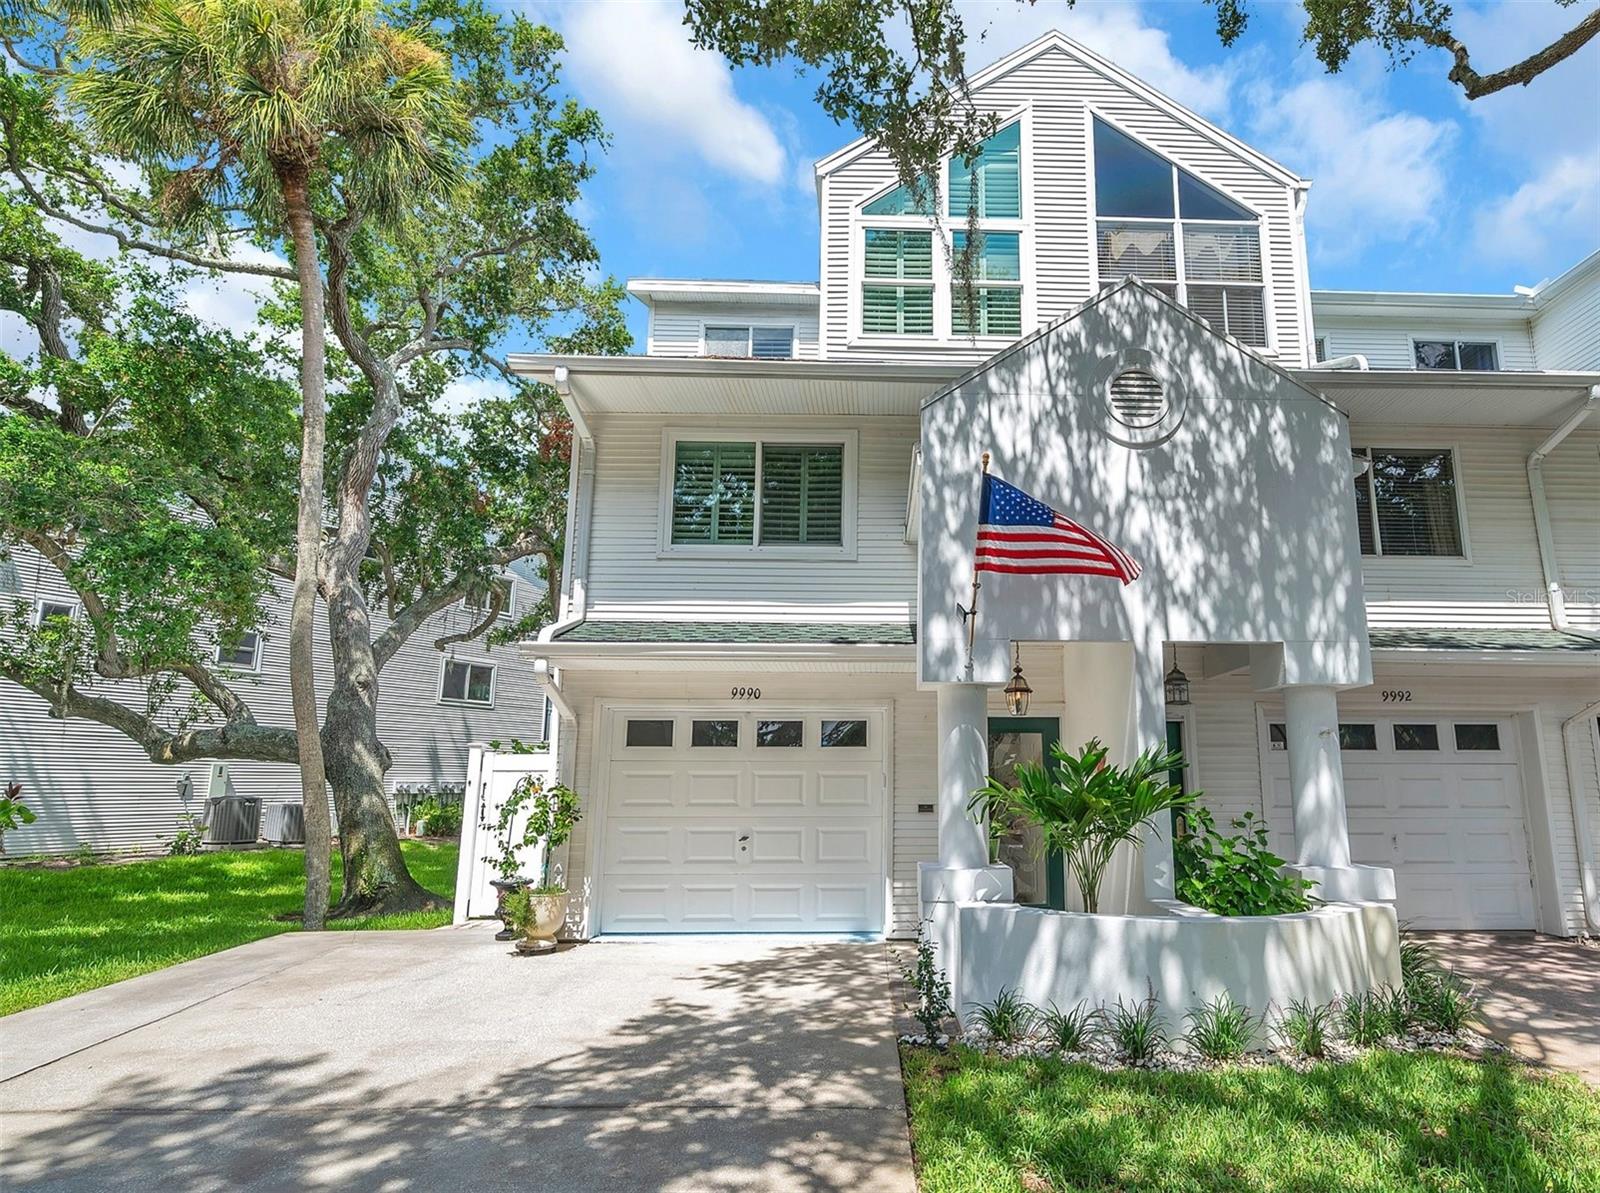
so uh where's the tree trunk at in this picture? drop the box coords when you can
[322,570,447,917]
[279,164,333,931]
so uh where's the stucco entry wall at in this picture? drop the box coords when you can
[954,901,1403,1035]
[918,282,1372,691]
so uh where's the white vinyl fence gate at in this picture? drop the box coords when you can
[452,742,562,924]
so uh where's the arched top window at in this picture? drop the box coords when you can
[1092,117,1267,347]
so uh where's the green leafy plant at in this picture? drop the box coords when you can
[969,739,1191,914]
[168,809,205,856]
[1399,930,1440,987]
[1276,997,1333,1058]
[1106,991,1168,1061]
[1184,993,1257,1060]
[0,781,37,855]
[1339,988,1397,1047]
[1039,1001,1098,1053]
[972,988,1035,1044]
[900,924,954,1040]
[479,776,581,886]
[1409,971,1477,1034]
[487,739,547,755]
[1174,808,1314,916]
[411,795,463,838]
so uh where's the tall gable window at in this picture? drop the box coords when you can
[951,231,1021,336]
[1093,117,1267,347]
[862,228,934,334]
[950,122,1021,219]
[664,432,856,556]
[1352,447,1464,557]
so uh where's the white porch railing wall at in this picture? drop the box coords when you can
[452,742,561,924]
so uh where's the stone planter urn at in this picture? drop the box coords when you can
[489,877,528,941]
[514,890,570,955]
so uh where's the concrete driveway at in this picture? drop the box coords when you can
[0,928,915,1192]
[1429,931,1600,1085]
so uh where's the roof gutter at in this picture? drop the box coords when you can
[1318,354,1369,371]
[1559,698,1600,936]
[1527,385,1599,632]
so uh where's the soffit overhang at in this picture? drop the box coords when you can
[1303,370,1600,428]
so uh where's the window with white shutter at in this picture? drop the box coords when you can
[670,441,756,545]
[760,444,844,545]
[862,229,934,335]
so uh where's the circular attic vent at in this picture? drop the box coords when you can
[1107,368,1168,428]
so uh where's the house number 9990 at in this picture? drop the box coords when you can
[1381,690,1412,702]
[731,686,762,700]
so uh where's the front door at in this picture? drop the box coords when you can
[986,717,1065,909]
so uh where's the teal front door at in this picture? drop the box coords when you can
[986,717,1066,910]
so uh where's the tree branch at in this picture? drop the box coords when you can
[434,582,504,651]
[1413,8,1600,99]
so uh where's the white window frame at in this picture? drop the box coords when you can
[437,656,497,707]
[31,597,79,626]
[1408,336,1502,372]
[214,629,263,673]
[1351,442,1472,562]
[698,322,797,360]
[848,105,1035,347]
[657,427,859,560]
[1084,107,1276,354]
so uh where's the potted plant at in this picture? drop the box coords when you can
[506,777,581,954]
[480,778,542,940]
[969,738,1190,914]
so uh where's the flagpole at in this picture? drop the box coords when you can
[965,451,990,679]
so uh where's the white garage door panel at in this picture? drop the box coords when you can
[598,709,887,934]
[1266,714,1535,930]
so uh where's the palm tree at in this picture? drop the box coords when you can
[70,0,463,928]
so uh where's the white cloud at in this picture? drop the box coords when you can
[1472,153,1600,265]
[1247,76,1456,259]
[557,0,785,186]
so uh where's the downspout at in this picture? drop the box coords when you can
[1527,385,1599,632]
[1559,698,1600,936]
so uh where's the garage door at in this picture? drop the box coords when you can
[597,708,887,933]
[1265,715,1535,929]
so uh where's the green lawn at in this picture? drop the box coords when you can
[903,1045,1600,1193]
[0,840,458,1016]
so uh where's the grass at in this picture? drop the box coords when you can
[903,1045,1600,1193]
[0,841,458,1016]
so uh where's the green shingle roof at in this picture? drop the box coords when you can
[1368,628,1600,653]
[552,620,917,645]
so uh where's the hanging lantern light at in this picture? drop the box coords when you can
[1163,645,1191,707]
[1004,642,1033,717]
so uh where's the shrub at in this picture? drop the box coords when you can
[1398,930,1440,987]
[1106,992,1168,1061]
[899,924,953,1040]
[1184,993,1256,1060]
[1378,983,1416,1034]
[413,795,463,837]
[1339,988,1397,1047]
[1410,970,1477,1034]
[1039,1001,1098,1053]
[1276,997,1333,1058]
[0,781,37,855]
[168,810,204,856]
[1174,807,1314,916]
[972,988,1035,1043]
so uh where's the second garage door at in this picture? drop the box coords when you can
[1266,714,1536,929]
[596,707,888,934]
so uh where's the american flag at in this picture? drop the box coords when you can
[976,475,1142,585]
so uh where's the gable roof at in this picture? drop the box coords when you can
[813,29,1306,188]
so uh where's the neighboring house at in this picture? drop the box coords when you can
[1,548,549,854]
[495,31,1598,954]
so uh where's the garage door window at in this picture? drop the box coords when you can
[1339,724,1378,751]
[1454,723,1501,752]
[1394,723,1440,751]
[625,719,674,747]
[821,719,868,748]
[691,719,739,747]
[756,720,803,747]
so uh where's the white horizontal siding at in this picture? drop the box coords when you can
[1315,315,1537,370]
[1191,666,1598,937]
[821,44,1308,365]
[1354,425,1600,630]
[1,549,546,855]
[582,414,918,621]
[1532,267,1600,371]
[646,301,820,359]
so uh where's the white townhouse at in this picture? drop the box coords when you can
[1,554,549,855]
[507,32,1600,971]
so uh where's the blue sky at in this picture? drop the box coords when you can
[534,0,1600,351]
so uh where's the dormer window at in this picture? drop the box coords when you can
[703,324,795,360]
[1093,117,1267,347]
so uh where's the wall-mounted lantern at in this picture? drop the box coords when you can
[1163,645,1191,707]
[1004,642,1033,717]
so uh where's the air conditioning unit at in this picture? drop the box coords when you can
[200,763,261,847]
[262,802,306,846]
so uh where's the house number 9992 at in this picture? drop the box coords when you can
[731,686,762,700]
[1381,690,1412,702]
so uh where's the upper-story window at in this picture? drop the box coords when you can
[857,119,1026,340]
[1413,339,1499,371]
[215,630,262,672]
[704,324,795,359]
[439,657,495,706]
[1351,446,1464,557]
[1092,117,1267,348]
[662,431,857,556]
